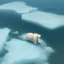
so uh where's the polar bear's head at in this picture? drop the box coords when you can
[38,34,41,38]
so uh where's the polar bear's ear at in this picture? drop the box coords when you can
[38,34,41,38]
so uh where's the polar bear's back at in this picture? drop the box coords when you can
[26,33,33,40]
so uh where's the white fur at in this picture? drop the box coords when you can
[26,33,41,44]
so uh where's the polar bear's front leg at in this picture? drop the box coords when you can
[37,38,40,44]
[33,37,37,44]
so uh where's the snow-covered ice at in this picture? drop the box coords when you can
[0,1,37,14]
[1,38,54,64]
[0,28,10,54]
[22,11,64,29]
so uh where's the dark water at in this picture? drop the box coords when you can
[0,0,64,64]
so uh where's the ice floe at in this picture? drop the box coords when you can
[22,11,64,29]
[1,38,54,64]
[0,28,10,54]
[0,1,37,14]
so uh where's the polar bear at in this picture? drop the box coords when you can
[26,33,41,44]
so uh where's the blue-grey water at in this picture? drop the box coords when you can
[0,0,64,64]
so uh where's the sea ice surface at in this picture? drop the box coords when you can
[22,11,64,29]
[0,1,37,14]
[1,38,54,64]
[0,28,10,54]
